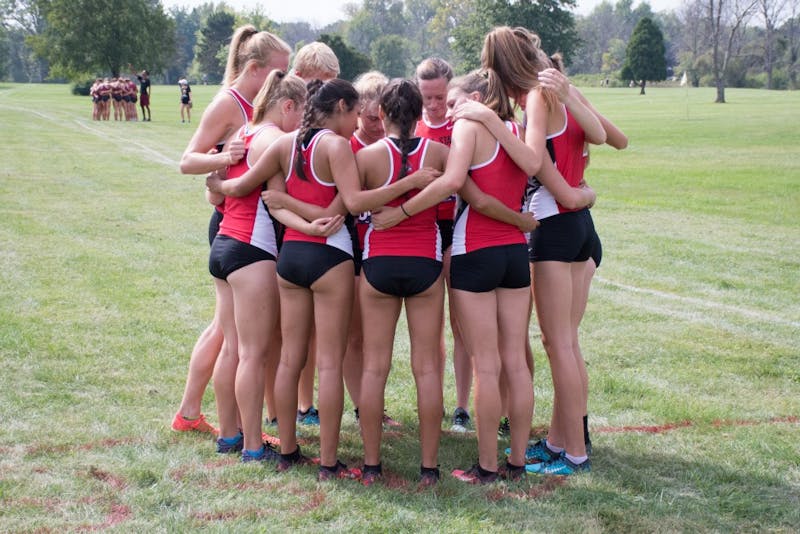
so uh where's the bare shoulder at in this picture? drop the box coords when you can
[426,140,449,169]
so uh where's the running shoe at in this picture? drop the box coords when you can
[504,438,561,464]
[525,453,591,476]
[265,417,278,428]
[261,431,280,447]
[355,408,402,428]
[172,412,218,435]
[241,443,280,464]
[450,407,472,433]
[419,466,440,488]
[318,460,362,481]
[498,461,526,481]
[276,446,314,472]
[296,406,320,425]
[451,463,498,484]
[382,412,402,428]
[361,464,383,486]
[216,434,243,454]
[498,417,511,437]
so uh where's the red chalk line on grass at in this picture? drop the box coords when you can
[7,414,796,528]
[594,415,798,435]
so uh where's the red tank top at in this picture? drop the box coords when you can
[212,89,255,216]
[227,87,253,123]
[415,117,455,221]
[362,138,441,260]
[217,123,279,255]
[283,129,352,255]
[452,122,528,255]
[529,107,586,219]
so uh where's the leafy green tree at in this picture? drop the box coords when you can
[1,0,49,81]
[275,21,318,50]
[345,0,407,54]
[28,0,174,80]
[194,8,236,84]
[451,0,578,73]
[572,0,657,74]
[167,6,202,83]
[318,33,371,81]
[371,34,411,77]
[0,24,8,80]
[620,17,666,94]
[601,37,627,74]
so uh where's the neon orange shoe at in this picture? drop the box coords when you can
[261,431,280,447]
[171,412,218,435]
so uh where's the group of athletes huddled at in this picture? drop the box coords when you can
[90,68,151,122]
[171,24,627,486]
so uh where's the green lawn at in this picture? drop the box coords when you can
[0,83,798,532]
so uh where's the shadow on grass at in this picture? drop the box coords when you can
[574,443,800,532]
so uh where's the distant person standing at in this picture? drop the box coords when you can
[179,79,192,123]
[133,68,151,121]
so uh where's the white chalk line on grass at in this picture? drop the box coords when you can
[72,119,179,167]
[0,103,179,168]
[595,276,800,329]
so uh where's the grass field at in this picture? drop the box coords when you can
[0,83,798,533]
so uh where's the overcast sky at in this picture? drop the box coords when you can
[161,0,683,27]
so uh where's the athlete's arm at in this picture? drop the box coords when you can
[573,89,628,149]
[537,157,596,209]
[537,69,606,145]
[459,178,538,232]
[453,101,542,177]
[180,95,245,174]
[270,207,345,237]
[371,122,474,230]
[206,135,289,197]
[354,145,442,211]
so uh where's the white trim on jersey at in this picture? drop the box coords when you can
[308,129,337,189]
[546,104,568,140]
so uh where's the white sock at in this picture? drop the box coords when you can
[565,453,588,465]
[546,441,564,454]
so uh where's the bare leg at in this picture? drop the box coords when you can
[445,248,473,415]
[263,321,281,422]
[274,281,313,456]
[497,287,534,466]
[211,279,239,439]
[405,276,445,468]
[297,333,316,414]
[358,281,402,466]
[311,262,353,466]
[228,261,279,452]
[176,318,223,419]
[451,289,502,472]
[534,261,586,458]
[343,275,363,410]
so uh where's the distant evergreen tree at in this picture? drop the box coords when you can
[621,17,666,95]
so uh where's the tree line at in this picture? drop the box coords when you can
[1,0,798,101]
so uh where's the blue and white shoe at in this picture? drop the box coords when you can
[216,433,243,454]
[296,406,320,425]
[505,438,560,464]
[525,453,591,476]
[241,443,280,463]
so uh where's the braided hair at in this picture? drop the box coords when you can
[293,78,360,180]
[380,79,423,180]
